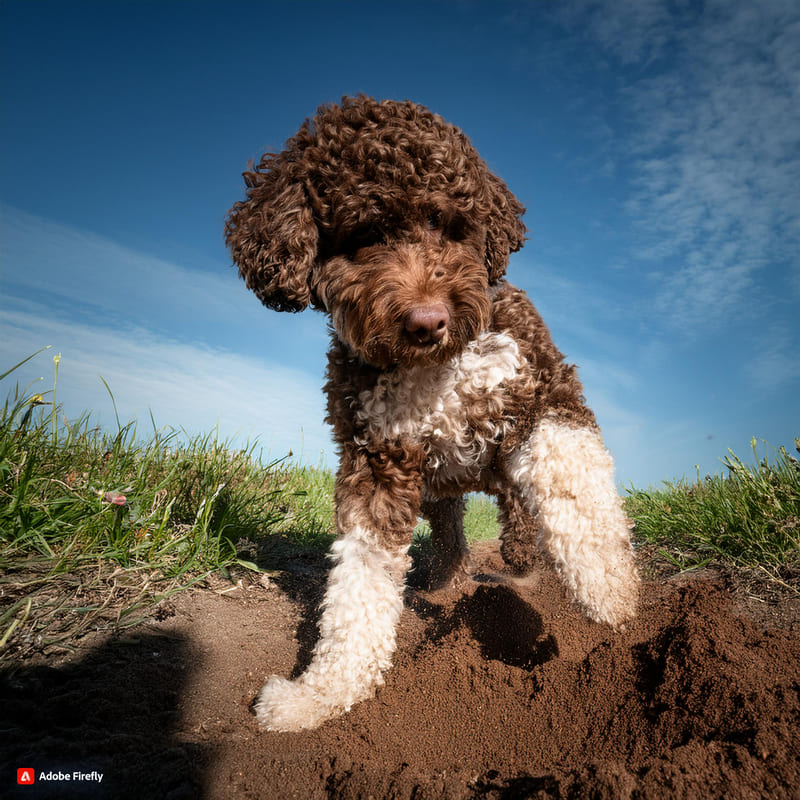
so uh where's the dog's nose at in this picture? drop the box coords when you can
[404,303,450,345]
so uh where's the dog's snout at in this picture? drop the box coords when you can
[404,303,450,345]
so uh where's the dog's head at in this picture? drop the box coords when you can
[225,95,526,367]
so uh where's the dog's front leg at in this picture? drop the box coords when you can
[508,415,639,628]
[254,445,420,732]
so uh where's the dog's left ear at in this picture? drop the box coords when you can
[484,174,527,283]
[225,148,318,313]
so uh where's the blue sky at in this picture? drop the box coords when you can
[1,0,798,488]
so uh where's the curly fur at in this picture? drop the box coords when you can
[225,96,525,314]
[226,96,639,732]
[254,530,409,731]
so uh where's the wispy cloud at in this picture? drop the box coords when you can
[2,205,240,318]
[1,205,329,359]
[615,1,800,330]
[745,323,800,390]
[1,207,333,462]
[545,1,800,334]
[554,0,677,66]
[513,255,632,354]
[1,304,333,463]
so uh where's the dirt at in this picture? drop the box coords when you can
[2,541,799,800]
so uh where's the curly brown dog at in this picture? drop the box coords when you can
[225,95,638,731]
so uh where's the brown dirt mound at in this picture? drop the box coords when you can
[1,541,798,799]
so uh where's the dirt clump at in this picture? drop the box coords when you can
[1,541,798,799]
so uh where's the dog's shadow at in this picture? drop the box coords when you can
[251,536,558,678]
[412,582,559,670]
[247,534,329,678]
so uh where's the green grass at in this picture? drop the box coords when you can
[0,352,336,658]
[625,438,800,587]
[1,351,797,659]
[412,494,500,543]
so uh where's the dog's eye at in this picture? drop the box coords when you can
[340,226,385,254]
[425,211,471,241]
[444,214,470,241]
[425,211,442,230]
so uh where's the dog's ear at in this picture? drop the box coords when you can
[225,150,318,312]
[484,174,527,283]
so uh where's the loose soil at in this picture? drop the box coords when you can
[2,541,799,799]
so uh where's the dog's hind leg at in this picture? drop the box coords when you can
[497,485,541,573]
[253,447,419,731]
[420,496,470,588]
[507,415,639,628]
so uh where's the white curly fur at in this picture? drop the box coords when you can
[355,331,522,484]
[254,528,410,732]
[508,416,638,627]
[255,365,638,732]
[255,335,525,731]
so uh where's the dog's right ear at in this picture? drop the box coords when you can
[225,150,318,312]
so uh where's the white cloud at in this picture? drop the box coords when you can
[0,204,330,357]
[1,205,335,461]
[514,255,633,356]
[745,324,800,390]
[2,205,238,317]
[554,0,676,66]
[1,303,334,466]
[617,0,800,331]
[544,1,800,339]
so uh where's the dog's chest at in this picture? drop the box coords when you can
[354,332,522,481]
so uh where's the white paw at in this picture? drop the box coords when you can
[254,676,334,732]
[578,551,640,629]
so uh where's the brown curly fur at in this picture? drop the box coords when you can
[226,95,595,578]
[225,96,525,313]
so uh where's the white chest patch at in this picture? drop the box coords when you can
[354,331,522,481]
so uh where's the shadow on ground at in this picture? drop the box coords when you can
[0,632,207,799]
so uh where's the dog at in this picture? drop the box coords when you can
[225,95,639,732]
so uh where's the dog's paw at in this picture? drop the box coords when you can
[253,676,333,732]
[579,553,640,630]
[428,555,471,591]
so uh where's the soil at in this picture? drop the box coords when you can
[2,541,799,800]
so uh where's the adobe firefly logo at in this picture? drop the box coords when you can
[17,768,35,785]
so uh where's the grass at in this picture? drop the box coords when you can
[274,465,501,548]
[0,352,336,659]
[624,438,800,590]
[1,351,797,660]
